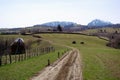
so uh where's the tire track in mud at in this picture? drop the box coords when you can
[30,49,82,80]
[30,36,82,80]
[55,49,82,80]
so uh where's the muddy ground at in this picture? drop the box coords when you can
[30,49,82,80]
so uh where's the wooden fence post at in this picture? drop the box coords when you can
[62,52,64,55]
[18,54,20,61]
[5,53,8,65]
[15,53,17,62]
[53,48,55,52]
[21,54,23,61]
[25,50,27,60]
[47,59,50,66]
[9,54,12,64]
[58,52,60,58]
[43,48,45,53]
[37,48,39,56]
[27,49,29,58]
[64,50,66,53]
[0,56,2,66]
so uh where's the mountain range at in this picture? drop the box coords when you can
[87,19,112,27]
[36,19,114,28]
[40,21,77,27]
[0,19,120,33]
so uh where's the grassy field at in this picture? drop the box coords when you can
[0,49,66,80]
[0,34,68,80]
[40,34,120,80]
[81,27,120,35]
[0,34,120,80]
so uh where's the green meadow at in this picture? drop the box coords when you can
[81,27,120,35]
[40,34,120,80]
[0,34,120,80]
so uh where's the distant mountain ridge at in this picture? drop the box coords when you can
[40,21,77,27]
[88,19,112,27]
[1,19,120,33]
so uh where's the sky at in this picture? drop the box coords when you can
[0,0,120,28]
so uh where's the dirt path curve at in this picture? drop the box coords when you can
[30,49,82,80]
[30,37,82,80]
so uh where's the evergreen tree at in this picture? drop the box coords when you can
[57,25,62,32]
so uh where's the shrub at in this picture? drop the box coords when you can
[72,41,76,44]
[0,37,15,55]
[107,35,120,49]
[32,35,42,38]
[80,42,84,44]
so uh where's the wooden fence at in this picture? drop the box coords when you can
[0,46,55,66]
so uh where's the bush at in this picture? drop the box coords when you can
[0,37,15,55]
[80,42,84,44]
[107,35,120,49]
[32,35,42,38]
[72,41,76,44]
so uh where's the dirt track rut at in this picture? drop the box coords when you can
[30,49,82,80]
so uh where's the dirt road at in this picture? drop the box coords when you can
[30,49,82,80]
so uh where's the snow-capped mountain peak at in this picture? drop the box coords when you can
[41,21,77,27]
[88,19,112,27]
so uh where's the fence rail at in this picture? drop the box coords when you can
[0,46,55,66]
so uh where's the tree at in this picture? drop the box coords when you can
[57,25,62,32]
[100,29,103,33]
[107,35,120,49]
[115,31,118,34]
[104,29,106,33]
[20,28,26,35]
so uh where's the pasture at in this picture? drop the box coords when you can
[0,34,68,80]
[81,27,120,35]
[40,34,120,80]
[0,34,120,80]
